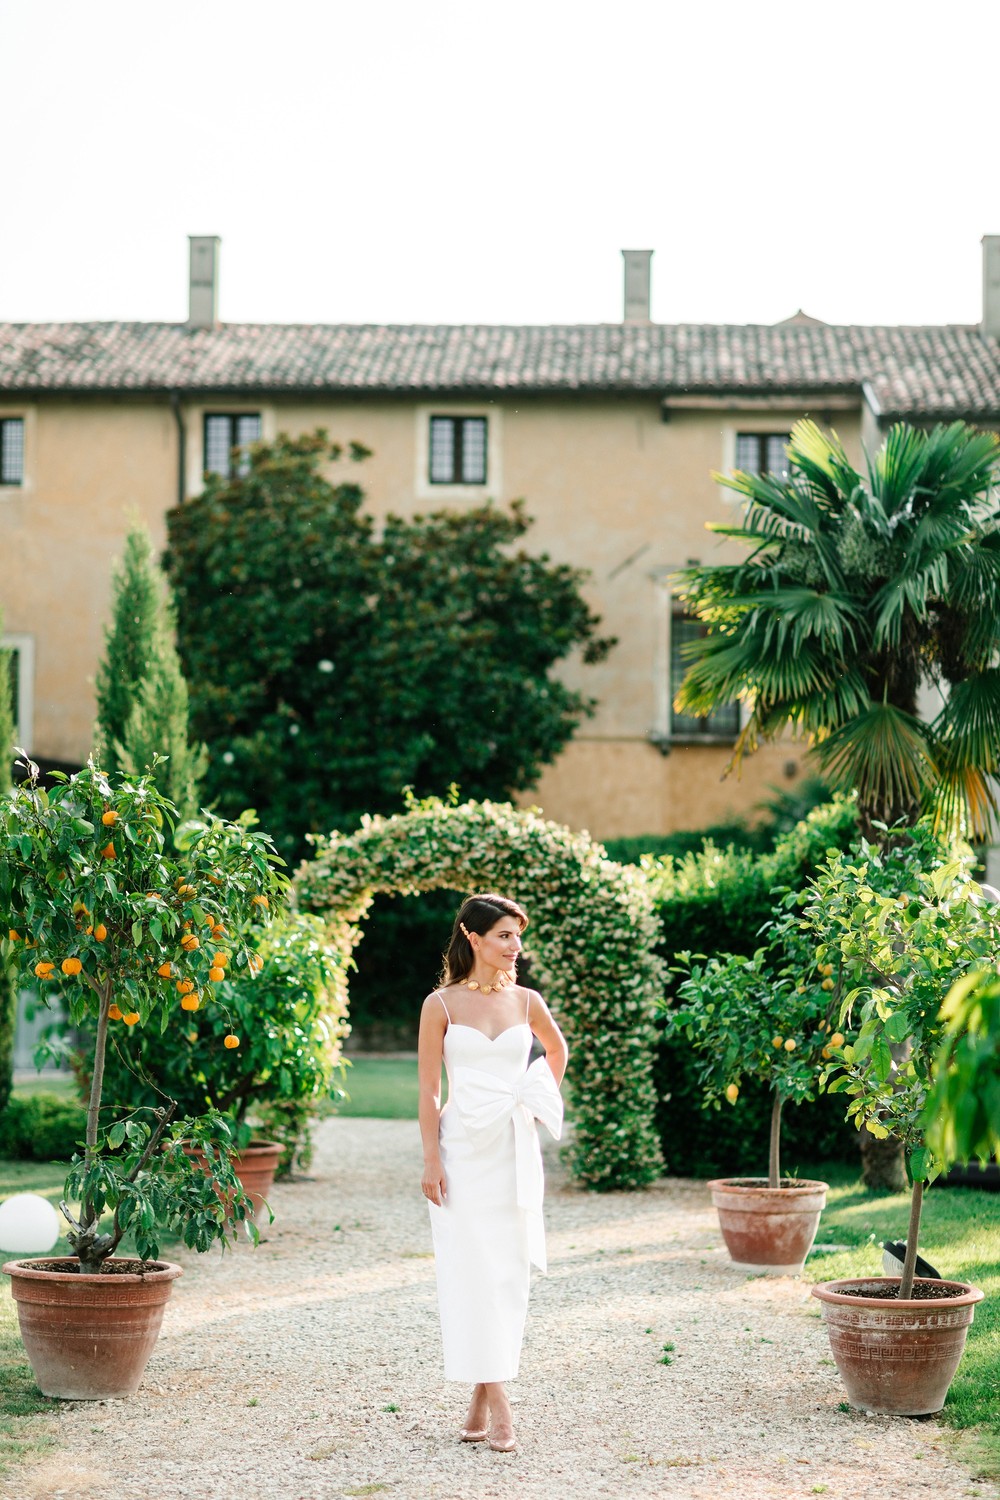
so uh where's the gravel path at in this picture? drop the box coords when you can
[5,1117,993,1500]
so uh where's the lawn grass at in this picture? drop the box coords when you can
[11,1074,76,1101]
[336,1053,419,1119]
[802,1162,1000,1480]
[0,1160,66,1475]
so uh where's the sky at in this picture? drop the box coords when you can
[2,0,998,329]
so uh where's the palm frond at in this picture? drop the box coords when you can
[869,424,931,514]
[812,701,938,811]
[930,765,1000,843]
[930,668,1000,775]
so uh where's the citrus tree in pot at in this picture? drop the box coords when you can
[0,757,284,1400]
[802,823,992,1416]
[94,905,350,1209]
[666,901,848,1274]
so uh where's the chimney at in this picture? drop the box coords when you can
[188,235,221,329]
[983,236,1000,337]
[622,249,653,324]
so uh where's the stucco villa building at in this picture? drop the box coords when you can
[3,238,1000,840]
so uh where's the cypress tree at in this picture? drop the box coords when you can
[94,529,162,779]
[95,527,206,821]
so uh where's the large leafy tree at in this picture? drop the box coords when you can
[166,431,613,860]
[675,420,1000,841]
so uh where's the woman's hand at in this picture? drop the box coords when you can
[422,1157,447,1206]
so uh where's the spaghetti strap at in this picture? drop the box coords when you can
[524,988,530,1025]
[434,989,452,1026]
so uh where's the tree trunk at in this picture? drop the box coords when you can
[768,1091,782,1189]
[859,1123,907,1191]
[899,1179,924,1300]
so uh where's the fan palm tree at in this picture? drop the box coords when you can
[675,419,1000,842]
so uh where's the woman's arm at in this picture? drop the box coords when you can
[527,989,569,1086]
[417,993,448,1205]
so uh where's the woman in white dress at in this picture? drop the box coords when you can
[418,892,568,1453]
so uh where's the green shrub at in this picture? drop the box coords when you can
[646,797,859,964]
[0,1094,87,1162]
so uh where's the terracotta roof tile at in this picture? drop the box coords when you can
[1,320,999,416]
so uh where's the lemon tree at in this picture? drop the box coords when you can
[0,757,284,1271]
[666,900,848,1187]
[296,794,666,1190]
[802,820,999,1295]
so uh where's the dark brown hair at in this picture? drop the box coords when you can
[440,892,528,985]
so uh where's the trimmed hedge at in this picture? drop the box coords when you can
[0,1093,87,1162]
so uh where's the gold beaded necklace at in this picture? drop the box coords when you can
[455,973,510,996]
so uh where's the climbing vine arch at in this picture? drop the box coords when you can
[294,797,666,1190]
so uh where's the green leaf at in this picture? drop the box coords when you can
[882,1011,911,1044]
[870,1036,894,1084]
[131,921,143,946]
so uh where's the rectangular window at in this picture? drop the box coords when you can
[203,413,262,479]
[735,431,791,478]
[670,612,740,739]
[429,415,488,485]
[2,635,33,751]
[0,418,24,485]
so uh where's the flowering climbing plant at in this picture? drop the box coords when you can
[0,757,285,1271]
[295,793,667,1190]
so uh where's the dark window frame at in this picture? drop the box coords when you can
[203,412,262,480]
[735,430,791,477]
[428,414,488,485]
[669,609,740,742]
[0,416,25,486]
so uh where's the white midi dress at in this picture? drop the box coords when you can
[427,991,563,1382]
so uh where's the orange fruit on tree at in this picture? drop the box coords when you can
[123,1011,140,1026]
[203,913,215,927]
[101,809,118,826]
[8,930,19,942]
[821,977,835,992]
[772,1035,783,1049]
[251,895,269,909]
[94,924,108,942]
[180,934,200,952]
[829,1032,845,1048]
[157,962,173,979]
[180,993,201,1012]
[223,1034,240,1049]
[61,957,82,975]
[101,842,116,860]
[34,960,55,978]
[108,1004,124,1020]
[213,923,228,938]
[177,883,196,898]
[211,951,230,967]
[176,978,195,995]
[725,1083,739,1103]
[208,966,225,983]
[784,1038,797,1052]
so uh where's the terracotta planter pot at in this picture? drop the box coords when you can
[232,1139,284,1219]
[182,1138,283,1222]
[707,1177,828,1274]
[811,1277,984,1416]
[3,1256,182,1400]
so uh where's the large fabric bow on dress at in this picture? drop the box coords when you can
[452,1055,564,1271]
